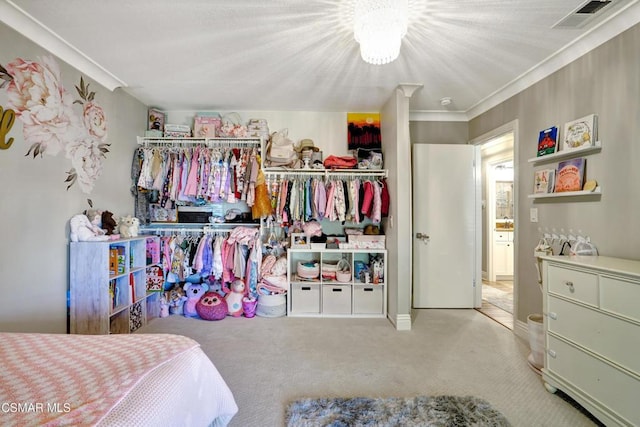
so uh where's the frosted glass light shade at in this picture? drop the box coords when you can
[353,0,408,65]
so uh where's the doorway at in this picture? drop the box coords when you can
[471,122,517,330]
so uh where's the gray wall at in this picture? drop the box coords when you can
[409,121,469,145]
[412,22,640,325]
[0,22,147,332]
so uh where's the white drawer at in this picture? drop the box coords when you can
[291,283,320,314]
[322,284,352,314]
[600,275,640,323]
[494,231,512,242]
[548,265,598,307]
[547,296,640,374]
[353,285,384,314]
[546,335,640,426]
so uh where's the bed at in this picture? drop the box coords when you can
[0,333,238,427]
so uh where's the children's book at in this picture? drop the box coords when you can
[555,158,585,192]
[563,114,597,151]
[533,169,555,194]
[537,126,558,157]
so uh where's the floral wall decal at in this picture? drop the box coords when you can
[0,55,110,193]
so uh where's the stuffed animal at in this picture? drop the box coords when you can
[166,283,187,315]
[84,209,103,229]
[159,293,170,318]
[101,210,118,235]
[118,215,140,238]
[69,214,109,242]
[223,279,246,317]
[196,292,228,321]
[183,282,209,318]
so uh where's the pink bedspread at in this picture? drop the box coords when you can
[0,333,199,427]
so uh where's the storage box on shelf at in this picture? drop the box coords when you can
[69,236,161,334]
[287,248,387,317]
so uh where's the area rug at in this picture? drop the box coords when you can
[482,284,513,314]
[285,395,511,427]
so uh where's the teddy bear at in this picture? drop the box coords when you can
[223,279,246,317]
[69,213,110,242]
[118,215,140,238]
[101,210,119,236]
[183,282,209,318]
[196,292,228,321]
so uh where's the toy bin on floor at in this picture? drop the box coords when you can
[256,293,287,317]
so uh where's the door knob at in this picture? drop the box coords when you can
[416,232,430,241]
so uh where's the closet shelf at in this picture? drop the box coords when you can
[137,136,262,147]
[528,141,601,164]
[263,168,387,177]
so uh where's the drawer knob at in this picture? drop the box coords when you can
[548,312,557,320]
[547,349,556,358]
[564,281,575,292]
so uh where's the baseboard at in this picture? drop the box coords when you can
[388,313,412,331]
[514,318,528,341]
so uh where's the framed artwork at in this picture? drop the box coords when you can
[537,126,558,157]
[290,233,310,249]
[347,113,381,151]
[563,114,597,151]
[148,108,165,131]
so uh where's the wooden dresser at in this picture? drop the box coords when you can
[540,255,640,426]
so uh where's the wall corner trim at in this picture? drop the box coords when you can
[0,0,127,91]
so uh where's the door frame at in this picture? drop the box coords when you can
[469,120,519,321]
[486,155,514,282]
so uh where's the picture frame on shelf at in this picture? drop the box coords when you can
[347,112,381,151]
[148,108,165,132]
[290,233,310,249]
[533,169,555,194]
[537,126,558,157]
[563,114,597,151]
[555,158,586,192]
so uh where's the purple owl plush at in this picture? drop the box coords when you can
[196,292,228,321]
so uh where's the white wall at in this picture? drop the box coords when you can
[0,22,147,332]
[165,110,354,157]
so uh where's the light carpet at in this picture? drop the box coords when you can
[286,395,511,427]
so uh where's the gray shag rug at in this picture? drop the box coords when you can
[285,395,512,427]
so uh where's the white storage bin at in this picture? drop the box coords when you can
[353,285,383,314]
[322,284,352,314]
[256,293,287,317]
[291,283,320,314]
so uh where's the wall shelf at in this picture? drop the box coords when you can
[528,187,601,199]
[528,141,601,165]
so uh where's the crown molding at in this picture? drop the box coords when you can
[409,110,469,122]
[0,0,127,91]
[465,0,640,120]
[410,0,640,122]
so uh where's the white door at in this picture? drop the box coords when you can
[412,144,481,308]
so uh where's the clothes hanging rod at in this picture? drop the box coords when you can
[137,136,262,147]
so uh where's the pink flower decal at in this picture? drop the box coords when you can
[0,57,110,194]
[5,56,81,156]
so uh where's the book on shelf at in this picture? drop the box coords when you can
[563,114,597,151]
[533,169,555,194]
[555,158,585,192]
[537,126,558,157]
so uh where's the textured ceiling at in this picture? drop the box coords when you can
[3,0,639,118]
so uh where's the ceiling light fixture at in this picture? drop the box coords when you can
[353,0,408,65]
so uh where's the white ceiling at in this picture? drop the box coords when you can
[2,0,639,119]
